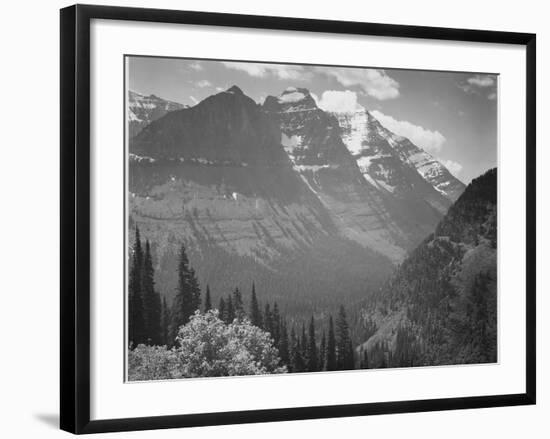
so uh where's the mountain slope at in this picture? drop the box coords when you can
[128,90,187,138]
[263,88,448,262]
[129,86,395,315]
[358,168,497,367]
[334,109,465,210]
[128,85,470,324]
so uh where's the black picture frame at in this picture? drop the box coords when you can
[60,4,536,434]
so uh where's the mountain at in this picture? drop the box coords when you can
[129,86,395,315]
[357,168,497,367]
[128,85,467,321]
[334,109,465,210]
[128,90,187,138]
[263,87,457,261]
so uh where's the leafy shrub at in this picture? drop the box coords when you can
[128,310,286,381]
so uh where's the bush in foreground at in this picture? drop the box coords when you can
[128,310,286,381]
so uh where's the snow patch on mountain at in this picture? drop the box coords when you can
[279,91,307,103]
[337,110,369,156]
[130,153,156,163]
[127,90,186,137]
[281,132,303,152]
[334,108,465,203]
[294,164,332,172]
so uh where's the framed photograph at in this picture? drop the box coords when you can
[60,4,536,434]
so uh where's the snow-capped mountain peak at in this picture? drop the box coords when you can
[333,108,465,204]
[333,109,371,156]
[128,90,186,138]
[263,87,318,113]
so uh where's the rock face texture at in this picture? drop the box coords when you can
[333,109,464,211]
[128,86,465,314]
[128,90,187,138]
[264,88,464,260]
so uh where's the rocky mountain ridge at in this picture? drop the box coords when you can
[128,90,187,138]
[127,85,467,316]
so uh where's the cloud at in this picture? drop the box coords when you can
[467,74,495,87]
[215,86,225,92]
[196,80,211,88]
[457,83,475,94]
[221,62,308,80]
[442,159,463,176]
[189,62,203,71]
[189,96,199,105]
[220,63,398,99]
[316,90,361,113]
[458,74,497,100]
[316,68,400,100]
[371,110,446,154]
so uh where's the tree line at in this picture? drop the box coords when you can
[129,226,357,373]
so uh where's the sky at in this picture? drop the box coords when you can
[128,56,498,184]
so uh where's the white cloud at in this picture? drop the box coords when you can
[458,74,497,100]
[189,96,199,105]
[221,62,308,80]
[442,159,463,176]
[457,83,475,95]
[220,63,398,100]
[371,110,446,154]
[467,74,495,87]
[317,68,400,100]
[215,86,224,92]
[189,62,203,71]
[317,90,361,113]
[196,80,211,88]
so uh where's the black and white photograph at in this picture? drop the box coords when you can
[126,57,498,381]
[0,0,543,436]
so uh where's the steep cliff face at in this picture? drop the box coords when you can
[128,85,466,319]
[334,109,465,212]
[132,86,287,165]
[264,88,446,261]
[129,87,395,312]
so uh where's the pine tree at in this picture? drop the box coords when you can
[319,330,327,371]
[336,305,354,370]
[347,338,355,369]
[264,303,272,334]
[300,323,308,367]
[189,268,201,313]
[203,284,212,312]
[272,303,281,346]
[226,295,235,323]
[232,287,244,320]
[141,240,161,345]
[249,283,262,327]
[290,326,305,372]
[160,296,170,345]
[170,244,201,342]
[278,319,290,366]
[326,316,337,371]
[307,316,318,372]
[218,297,226,322]
[128,226,145,347]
